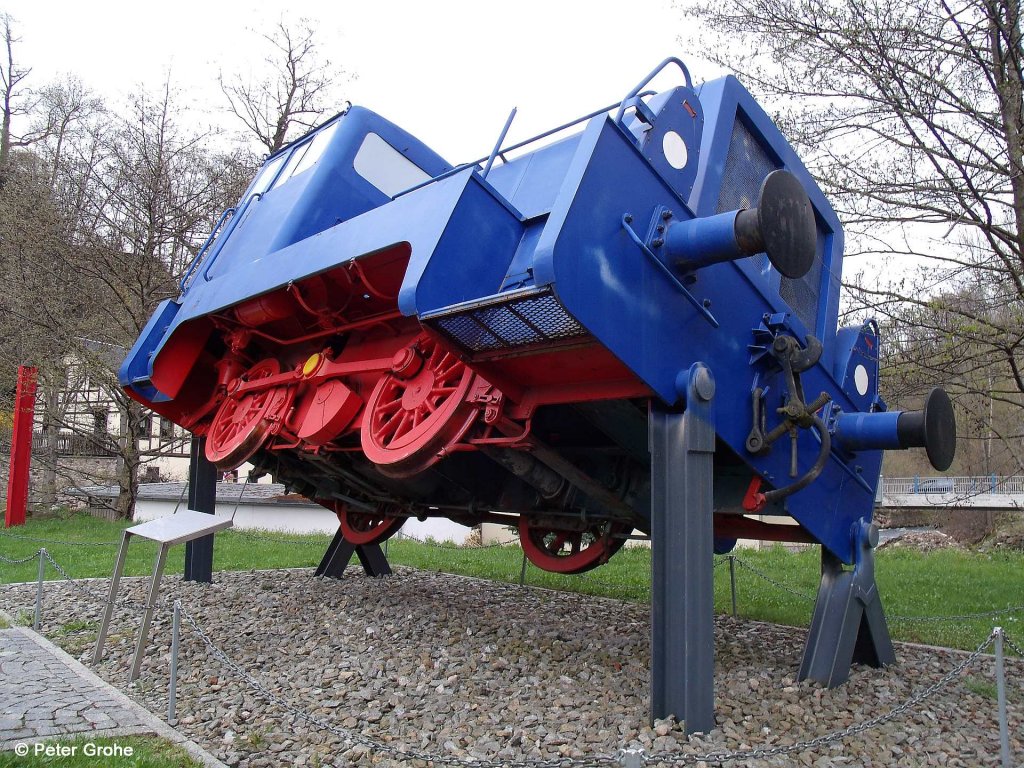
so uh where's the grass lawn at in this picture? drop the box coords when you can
[0,735,204,767]
[1,511,1022,652]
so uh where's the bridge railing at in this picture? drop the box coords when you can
[883,476,1024,496]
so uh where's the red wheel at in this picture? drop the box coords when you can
[518,517,631,574]
[206,359,291,470]
[337,504,406,545]
[361,335,477,477]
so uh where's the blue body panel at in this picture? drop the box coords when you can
[121,66,909,566]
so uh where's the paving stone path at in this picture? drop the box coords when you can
[0,625,225,766]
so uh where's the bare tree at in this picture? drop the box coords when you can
[0,13,56,182]
[0,76,236,517]
[683,0,1024,472]
[220,19,346,154]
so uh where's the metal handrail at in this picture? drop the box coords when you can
[882,476,1024,495]
[179,206,236,291]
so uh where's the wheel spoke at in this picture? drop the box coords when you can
[435,362,461,381]
[374,415,402,442]
[390,410,412,442]
[375,398,403,415]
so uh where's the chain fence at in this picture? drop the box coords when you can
[1,544,1021,766]
[1006,632,1024,659]
[5,529,1024,625]
[178,601,1011,767]
[728,555,817,603]
[0,529,117,547]
[0,549,47,565]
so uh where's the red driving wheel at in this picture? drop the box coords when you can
[337,503,406,545]
[206,359,292,470]
[361,335,477,477]
[518,518,631,574]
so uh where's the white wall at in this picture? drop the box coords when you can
[135,497,473,542]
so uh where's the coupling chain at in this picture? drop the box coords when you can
[177,602,619,768]
[0,548,45,565]
[646,630,998,765]
[732,556,816,602]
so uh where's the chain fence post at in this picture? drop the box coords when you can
[169,600,180,724]
[728,555,738,617]
[619,747,645,768]
[519,550,528,585]
[33,547,46,630]
[994,627,1011,768]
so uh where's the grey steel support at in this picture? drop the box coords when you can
[93,532,131,663]
[315,528,392,578]
[649,362,716,734]
[184,436,217,583]
[798,520,895,686]
[130,541,170,682]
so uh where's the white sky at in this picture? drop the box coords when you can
[4,0,724,163]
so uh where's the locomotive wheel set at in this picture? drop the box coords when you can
[121,58,956,729]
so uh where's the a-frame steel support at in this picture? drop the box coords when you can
[799,521,895,686]
[315,529,392,578]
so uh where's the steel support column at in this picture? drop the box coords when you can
[184,436,217,582]
[649,362,716,733]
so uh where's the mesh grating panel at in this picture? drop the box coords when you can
[780,250,823,333]
[717,120,779,214]
[430,291,587,354]
[716,119,825,333]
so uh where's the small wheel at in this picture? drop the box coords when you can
[206,359,291,470]
[337,503,406,545]
[518,518,630,574]
[361,334,478,477]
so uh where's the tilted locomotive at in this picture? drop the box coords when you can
[120,58,954,578]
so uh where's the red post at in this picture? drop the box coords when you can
[6,365,38,527]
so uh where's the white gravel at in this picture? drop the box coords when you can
[1,566,1021,767]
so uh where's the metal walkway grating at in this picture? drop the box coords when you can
[427,289,588,353]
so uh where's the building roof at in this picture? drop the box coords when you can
[69,482,320,508]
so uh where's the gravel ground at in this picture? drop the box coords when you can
[1,566,1021,767]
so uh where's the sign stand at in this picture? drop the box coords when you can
[92,510,233,683]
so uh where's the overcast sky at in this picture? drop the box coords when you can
[4,0,725,162]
